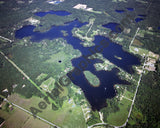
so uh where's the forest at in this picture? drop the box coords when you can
[127,61,160,128]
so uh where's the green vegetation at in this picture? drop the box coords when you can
[128,106,145,126]
[0,103,51,128]
[128,67,160,128]
[7,93,86,128]
[130,46,149,56]
[100,95,132,126]
[61,30,68,36]
[36,73,48,82]
[0,1,4,4]
[136,31,160,54]
[123,90,134,100]
[0,38,8,43]
[83,70,100,87]
[114,55,122,60]
[0,0,160,127]
[0,37,81,101]
[107,98,131,126]
[40,77,55,92]
[88,10,102,14]
[87,111,101,126]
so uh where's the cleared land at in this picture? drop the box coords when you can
[0,107,50,128]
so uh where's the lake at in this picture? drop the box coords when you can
[34,10,71,17]
[15,18,140,110]
[115,10,125,13]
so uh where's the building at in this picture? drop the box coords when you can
[25,17,40,25]
[145,57,156,71]
[73,4,87,9]
[47,0,64,5]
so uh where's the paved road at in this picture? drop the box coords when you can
[86,20,94,37]
[0,51,60,127]
[0,51,30,80]
[89,58,146,128]
[1,97,60,128]
[88,28,145,128]
[88,122,116,128]
[0,50,57,106]
[129,27,140,49]
[0,19,146,128]
[0,36,13,42]
[121,56,147,127]
[122,96,133,102]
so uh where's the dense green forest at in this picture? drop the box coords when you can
[138,33,160,54]
[127,61,160,128]
[1,0,159,53]
[0,0,160,127]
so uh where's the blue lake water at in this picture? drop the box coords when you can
[34,10,71,17]
[15,19,140,110]
[102,23,122,33]
[135,18,144,22]
[126,8,134,11]
[54,1,61,4]
[138,14,146,17]
[115,10,125,13]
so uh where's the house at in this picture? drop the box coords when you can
[73,4,87,9]
[145,57,157,71]
[47,0,64,5]
[145,66,156,71]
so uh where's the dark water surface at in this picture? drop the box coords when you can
[34,10,71,17]
[15,19,140,110]
[126,8,134,11]
[102,23,122,33]
[115,10,125,13]
[138,14,146,17]
[135,18,144,22]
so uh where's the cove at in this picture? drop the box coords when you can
[126,8,134,11]
[135,18,144,23]
[102,23,122,33]
[15,19,140,110]
[34,10,71,17]
[115,10,125,13]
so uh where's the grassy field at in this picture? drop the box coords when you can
[7,93,86,128]
[39,100,86,128]
[40,77,55,92]
[0,107,50,128]
[107,98,132,126]
[132,39,143,47]
[130,46,149,56]
[123,90,134,100]
[128,106,144,126]
[45,51,69,64]
[36,73,48,82]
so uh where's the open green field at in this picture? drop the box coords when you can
[123,90,134,100]
[0,39,87,127]
[107,98,132,126]
[45,51,72,72]
[0,107,50,128]
[0,0,159,127]
[7,92,86,128]
[0,1,4,4]
[130,46,149,56]
[40,77,55,92]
